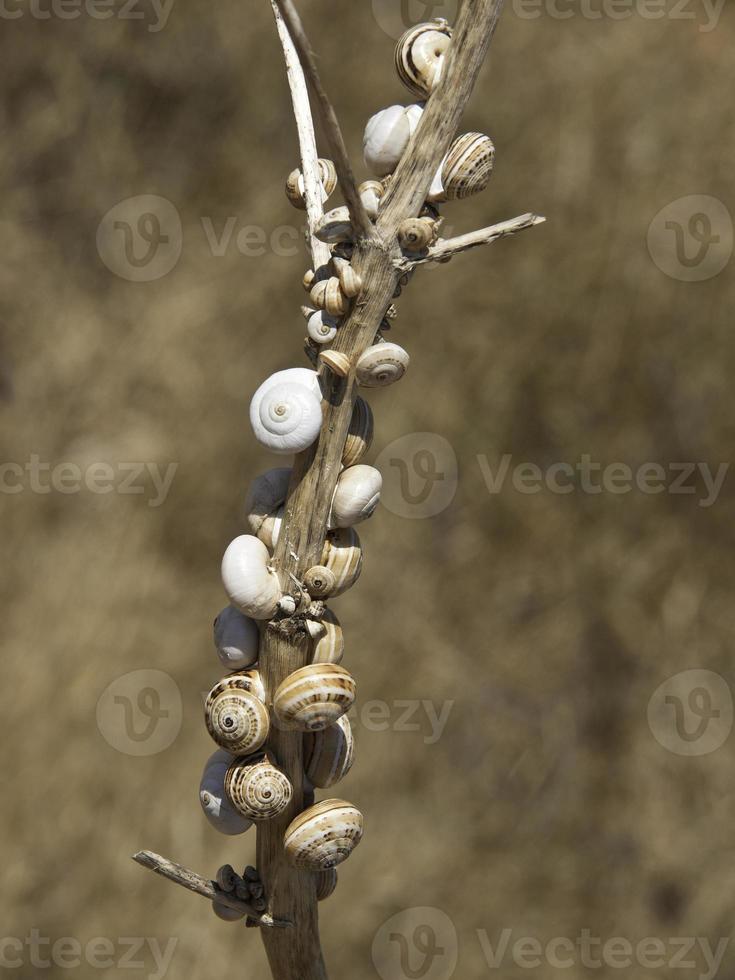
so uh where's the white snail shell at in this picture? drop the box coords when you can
[395,21,452,99]
[304,715,354,788]
[321,527,363,596]
[285,158,338,210]
[250,369,323,455]
[311,608,344,665]
[363,104,424,178]
[342,397,374,467]
[245,467,291,539]
[222,534,282,620]
[284,798,364,871]
[205,671,269,756]
[358,179,384,220]
[213,605,260,671]
[307,310,339,346]
[253,505,283,551]
[441,132,495,200]
[329,464,382,528]
[315,206,354,245]
[225,755,293,822]
[199,749,254,836]
[273,663,356,732]
[355,342,410,388]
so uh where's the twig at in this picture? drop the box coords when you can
[131,851,292,929]
[393,213,546,271]
[272,0,375,243]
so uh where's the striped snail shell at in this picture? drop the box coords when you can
[304,565,336,599]
[285,158,338,210]
[307,310,339,346]
[225,755,293,821]
[315,206,354,245]
[310,277,348,317]
[395,20,452,98]
[331,257,363,299]
[284,799,364,871]
[363,104,423,178]
[342,397,374,467]
[205,671,269,756]
[441,132,495,200]
[222,535,282,620]
[397,217,437,252]
[321,527,363,596]
[213,605,260,671]
[311,608,344,665]
[316,868,338,901]
[273,663,356,732]
[355,342,410,388]
[199,750,254,836]
[250,369,323,455]
[319,350,351,378]
[304,715,354,788]
[358,179,385,220]
[329,464,382,528]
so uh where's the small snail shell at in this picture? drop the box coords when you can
[285,158,338,210]
[213,605,260,671]
[316,868,338,901]
[222,534,282,620]
[225,755,293,821]
[284,798,364,871]
[278,594,298,615]
[205,671,269,756]
[319,350,351,377]
[321,527,363,597]
[358,179,385,220]
[315,206,354,245]
[311,608,344,665]
[273,663,356,732]
[355,342,410,388]
[397,217,436,252]
[307,310,339,346]
[304,565,336,599]
[213,900,246,922]
[342,397,374,467]
[216,864,238,892]
[310,277,348,317]
[245,466,291,539]
[363,104,424,178]
[441,132,495,200]
[304,715,354,788]
[303,269,316,291]
[199,750,254,836]
[254,505,283,551]
[329,465,382,528]
[395,21,453,98]
[332,257,363,299]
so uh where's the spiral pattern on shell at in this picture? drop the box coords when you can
[304,715,354,788]
[199,750,254,836]
[225,756,293,821]
[285,158,338,210]
[342,397,374,467]
[284,799,364,871]
[321,527,363,597]
[251,380,323,454]
[205,672,269,756]
[307,310,339,346]
[316,868,338,901]
[311,608,344,665]
[273,663,356,732]
[395,21,452,98]
[355,342,410,388]
[441,132,495,200]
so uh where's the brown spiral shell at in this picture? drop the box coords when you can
[284,798,364,871]
[224,755,293,821]
[316,868,338,901]
[273,663,356,732]
[394,21,452,99]
[205,672,269,756]
[441,133,495,200]
[321,527,363,597]
[342,397,374,467]
[311,608,344,665]
[304,715,354,788]
[285,159,338,210]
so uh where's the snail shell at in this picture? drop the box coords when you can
[315,206,354,245]
[332,257,363,299]
[355,342,410,388]
[363,104,424,178]
[342,397,374,467]
[304,565,336,599]
[222,534,282,620]
[273,663,356,732]
[441,132,495,200]
[205,671,269,756]
[321,527,363,596]
[319,350,351,377]
[225,755,293,822]
[254,505,283,552]
[250,369,323,455]
[310,277,348,317]
[316,867,338,901]
[358,179,385,220]
[285,158,338,210]
[199,750,254,836]
[395,21,452,99]
[245,466,291,540]
[212,900,246,922]
[304,715,354,788]
[311,608,344,665]
[284,798,364,871]
[329,464,382,528]
[213,605,260,671]
[397,217,436,252]
[307,310,339,346]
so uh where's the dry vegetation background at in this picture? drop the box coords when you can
[1,1,734,978]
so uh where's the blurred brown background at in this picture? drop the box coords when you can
[1,0,734,977]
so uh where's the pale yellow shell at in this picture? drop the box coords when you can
[397,217,436,252]
[321,527,363,596]
[355,342,410,388]
[285,159,338,209]
[254,506,283,551]
[311,277,348,317]
[273,663,356,732]
[311,608,344,665]
[225,755,293,821]
[319,349,351,377]
[205,672,269,756]
[315,206,354,244]
[441,132,495,200]
[330,464,382,528]
[334,260,363,299]
[342,397,374,467]
[358,179,384,220]
[284,798,364,871]
[316,868,338,901]
[304,715,354,788]
[395,21,452,98]
[304,565,336,599]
